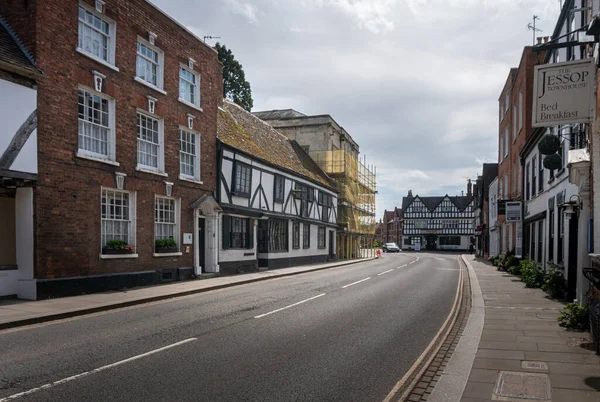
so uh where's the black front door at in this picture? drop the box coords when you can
[567,218,579,301]
[329,230,335,259]
[198,217,205,273]
[426,235,437,251]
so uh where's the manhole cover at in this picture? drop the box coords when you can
[493,371,551,400]
[521,361,548,370]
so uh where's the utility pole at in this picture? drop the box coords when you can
[527,15,542,46]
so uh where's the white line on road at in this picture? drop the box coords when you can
[254,293,326,318]
[0,338,198,401]
[341,277,371,289]
[377,269,394,276]
[397,264,407,268]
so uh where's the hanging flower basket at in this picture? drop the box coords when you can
[538,134,561,155]
[543,153,562,170]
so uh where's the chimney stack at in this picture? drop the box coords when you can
[467,179,473,197]
[408,189,413,198]
[537,37,543,45]
[544,36,549,43]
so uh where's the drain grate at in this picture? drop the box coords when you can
[493,371,551,401]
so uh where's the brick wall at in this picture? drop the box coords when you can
[2,0,37,58]
[19,0,223,279]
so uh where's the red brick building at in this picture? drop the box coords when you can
[2,0,223,299]
[382,208,402,245]
[497,47,545,257]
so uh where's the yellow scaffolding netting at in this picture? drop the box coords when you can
[309,149,377,260]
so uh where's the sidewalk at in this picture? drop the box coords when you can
[457,255,600,402]
[0,257,375,330]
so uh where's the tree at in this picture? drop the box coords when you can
[215,43,254,111]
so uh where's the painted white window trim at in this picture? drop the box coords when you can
[76,152,120,166]
[179,176,203,185]
[76,48,120,72]
[100,187,137,255]
[135,166,169,177]
[153,252,183,257]
[179,63,201,108]
[179,125,201,182]
[135,36,165,91]
[136,111,165,173]
[100,253,139,259]
[154,196,181,252]
[133,76,167,95]
[77,85,117,162]
[178,98,204,112]
[77,2,118,69]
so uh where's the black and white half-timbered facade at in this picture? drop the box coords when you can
[217,101,338,274]
[401,190,475,251]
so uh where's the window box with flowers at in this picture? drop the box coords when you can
[155,238,178,253]
[102,240,135,255]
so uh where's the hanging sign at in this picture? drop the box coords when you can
[532,59,596,127]
[505,201,522,222]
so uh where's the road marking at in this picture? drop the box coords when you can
[397,264,407,268]
[341,277,371,289]
[0,338,198,401]
[377,269,394,276]
[254,293,326,318]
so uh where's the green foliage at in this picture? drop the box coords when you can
[558,303,589,330]
[507,264,522,276]
[215,43,253,111]
[105,240,134,250]
[506,255,519,268]
[521,259,544,288]
[155,238,177,248]
[542,264,565,298]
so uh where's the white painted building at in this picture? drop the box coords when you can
[217,101,338,274]
[488,177,499,258]
[0,17,41,299]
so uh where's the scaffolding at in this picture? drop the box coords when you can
[309,149,377,259]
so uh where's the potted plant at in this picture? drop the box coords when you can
[102,239,135,255]
[155,238,178,253]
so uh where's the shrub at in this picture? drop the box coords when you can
[105,240,133,250]
[521,260,544,288]
[506,255,519,268]
[155,238,177,248]
[558,303,589,331]
[542,264,565,298]
[508,264,522,276]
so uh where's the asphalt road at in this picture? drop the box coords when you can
[0,252,460,402]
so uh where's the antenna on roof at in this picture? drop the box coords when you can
[203,35,221,43]
[527,15,542,45]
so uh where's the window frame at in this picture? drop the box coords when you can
[233,161,252,198]
[179,127,201,182]
[154,195,180,251]
[179,64,201,109]
[518,90,523,132]
[77,86,116,162]
[292,221,300,249]
[77,2,117,69]
[100,187,136,254]
[135,36,165,91]
[274,174,285,204]
[303,223,310,249]
[318,227,326,249]
[532,156,537,196]
[136,111,165,173]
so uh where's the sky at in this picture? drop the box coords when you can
[153,0,561,219]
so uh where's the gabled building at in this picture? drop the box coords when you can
[473,164,498,257]
[1,0,223,299]
[382,208,402,245]
[401,186,475,251]
[254,109,376,260]
[0,15,42,298]
[217,101,339,273]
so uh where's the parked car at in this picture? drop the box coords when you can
[382,243,400,252]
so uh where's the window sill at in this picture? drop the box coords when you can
[556,168,565,178]
[100,253,139,260]
[136,166,168,177]
[179,175,203,185]
[76,48,119,72]
[153,252,182,257]
[76,152,120,166]
[178,98,203,112]
[231,191,251,199]
[134,77,167,95]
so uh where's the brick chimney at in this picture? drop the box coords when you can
[467,179,473,197]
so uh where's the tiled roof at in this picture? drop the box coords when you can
[0,16,40,77]
[218,101,335,190]
[253,109,307,120]
[383,210,395,223]
[402,195,473,212]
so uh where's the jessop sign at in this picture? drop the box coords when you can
[532,59,596,127]
[505,201,522,222]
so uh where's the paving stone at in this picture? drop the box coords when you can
[481,333,518,342]
[523,330,565,337]
[476,349,525,360]
[548,362,600,375]
[551,388,600,402]
[478,341,538,351]
[537,343,596,354]
[525,351,600,364]
[462,381,495,399]
[473,357,523,371]
[412,387,426,396]
[516,335,566,344]
[407,394,421,402]
[549,373,600,392]
[468,368,500,383]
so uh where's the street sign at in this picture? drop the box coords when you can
[505,201,522,222]
[532,59,596,127]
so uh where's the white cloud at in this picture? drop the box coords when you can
[301,0,398,33]
[223,0,259,23]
